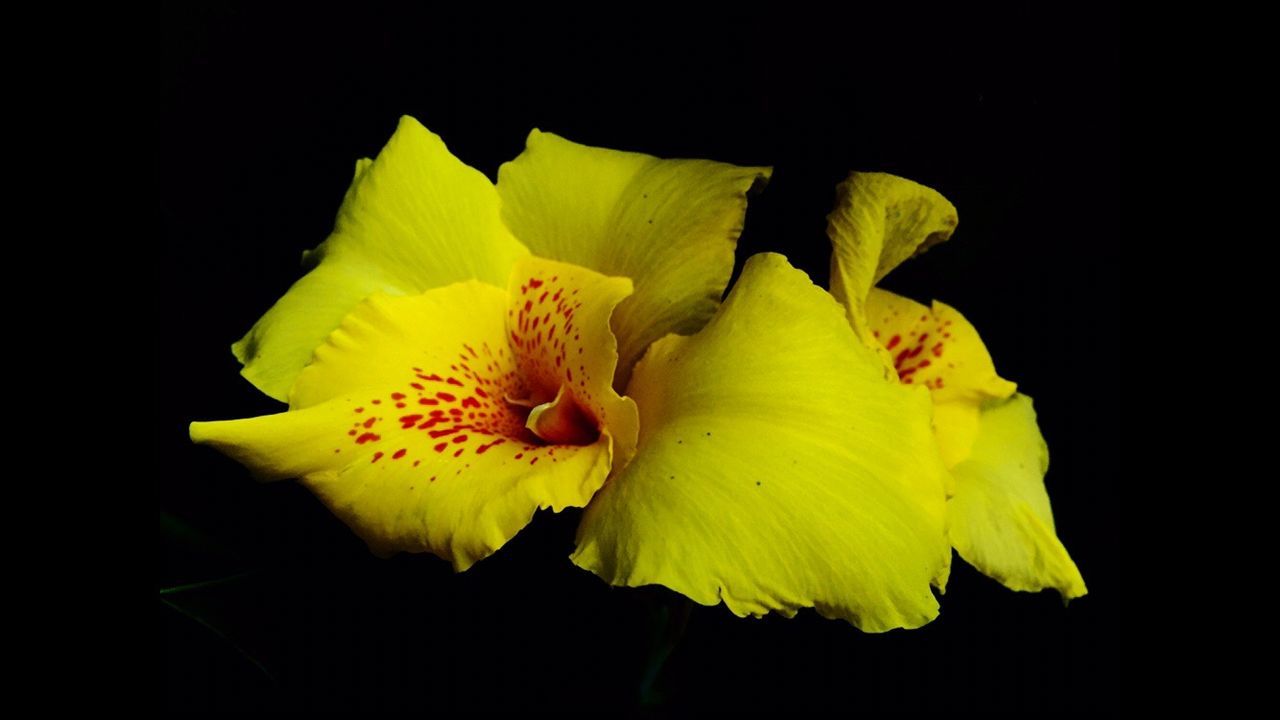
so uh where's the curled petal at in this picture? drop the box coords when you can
[826,172,957,371]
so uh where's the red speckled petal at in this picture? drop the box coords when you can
[865,288,1015,400]
[506,256,639,466]
[865,288,1016,467]
[193,278,630,570]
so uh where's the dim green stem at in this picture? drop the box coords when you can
[639,594,693,707]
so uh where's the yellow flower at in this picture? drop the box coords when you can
[827,172,1087,600]
[190,117,952,632]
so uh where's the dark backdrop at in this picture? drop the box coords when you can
[160,6,1121,713]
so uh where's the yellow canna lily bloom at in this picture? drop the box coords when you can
[827,172,1087,600]
[190,117,953,632]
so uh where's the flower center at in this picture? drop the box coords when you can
[523,385,601,446]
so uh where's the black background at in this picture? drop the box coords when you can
[161,6,1122,713]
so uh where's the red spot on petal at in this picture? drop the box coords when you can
[363,417,377,429]
[391,392,406,401]
[356,432,381,444]
[372,451,384,463]
[411,382,425,391]
[434,442,448,453]
[399,414,424,429]
[885,335,901,350]
[446,377,464,386]
[354,407,364,413]
[419,398,438,406]
[529,278,544,289]
[393,449,407,460]
[452,435,469,444]
[437,392,456,402]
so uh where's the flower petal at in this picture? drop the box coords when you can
[234,116,530,401]
[572,253,950,632]
[948,394,1087,600]
[826,172,958,367]
[497,130,771,387]
[194,267,635,571]
[505,257,640,466]
[864,288,1017,467]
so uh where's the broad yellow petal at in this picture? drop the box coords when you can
[234,116,530,401]
[864,288,1016,467]
[827,172,957,368]
[195,256,638,571]
[497,130,770,388]
[948,394,1086,600]
[573,253,950,632]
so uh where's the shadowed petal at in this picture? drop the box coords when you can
[235,116,529,401]
[498,130,770,388]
